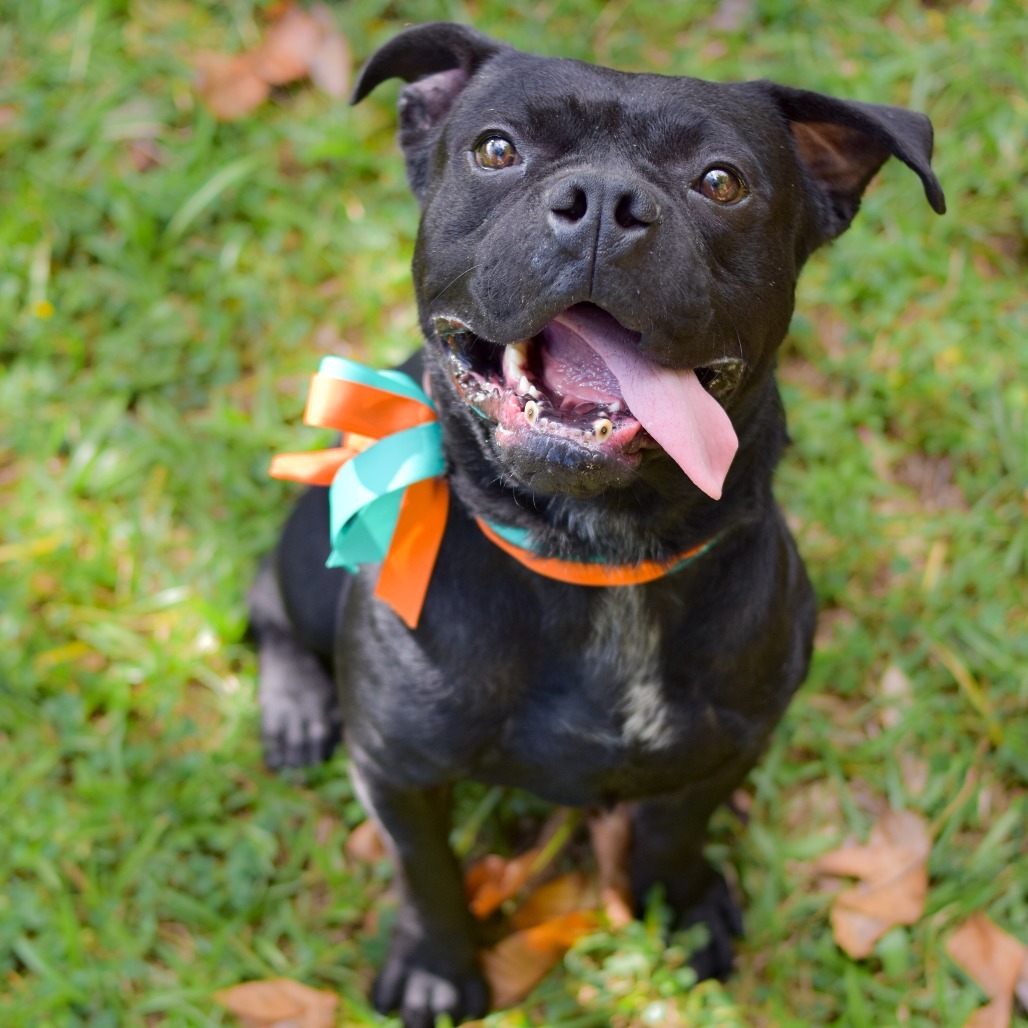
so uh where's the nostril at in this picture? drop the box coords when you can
[614,191,659,230]
[549,182,588,222]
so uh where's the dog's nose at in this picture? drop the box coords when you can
[545,173,660,254]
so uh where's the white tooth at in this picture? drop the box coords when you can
[518,375,531,395]
[524,400,540,424]
[502,343,527,382]
[527,383,541,399]
[609,400,622,412]
[593,418,613,440]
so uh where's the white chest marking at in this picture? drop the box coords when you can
[587,587,675,750]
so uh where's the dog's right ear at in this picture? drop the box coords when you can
[351,22,505,199]
[756,81,946,249]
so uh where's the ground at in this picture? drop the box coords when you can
[0,1,1025,1025]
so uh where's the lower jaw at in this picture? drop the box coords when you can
[491,434,641,497]
[493,421,645,483]
[446,365,649,473]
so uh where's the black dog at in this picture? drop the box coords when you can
[248,22,944,1027]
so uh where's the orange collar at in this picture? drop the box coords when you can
[476,518,718,587]
[271,358,719,627]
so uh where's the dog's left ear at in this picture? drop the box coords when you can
[757,82,946,245]
[351,23,506,199]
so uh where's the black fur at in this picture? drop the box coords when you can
[249,23,943,1026]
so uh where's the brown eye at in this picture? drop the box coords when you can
[697,167,746,204]
[474,136,519,170]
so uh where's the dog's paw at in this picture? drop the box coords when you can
[372,948,489,1028]
[258,639,342,770]
[680,872,743,982]
[249,558,343,770]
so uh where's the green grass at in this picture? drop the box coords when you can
[1,0,1025,1025]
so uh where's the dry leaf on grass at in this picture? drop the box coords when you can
[344,818,387,863]
[481,911,600,1009]
[195,4,350,121]
[214,978,339,1028]
[466,847,545,919]
[814,808,931,958]
[308,30,351,99]
[348,806,629,1011]
[946,914,1028,1028]
[878,664,912,729]
[511,872,595,930]
[464,808,578,919]
[587,804,635,928]
[306,6,351,99]
[463,811,616,1009]
[128,139,163,172]
[195,52,270,122]
[250,5,323,85]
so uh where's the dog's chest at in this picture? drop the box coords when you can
[474,587,715,804]
[581,588,677,750]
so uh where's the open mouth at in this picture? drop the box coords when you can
[434,303,744,499]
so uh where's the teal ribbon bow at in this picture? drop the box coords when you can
[317,357,445,572]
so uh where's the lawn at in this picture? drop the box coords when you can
[1,1,1025,1025]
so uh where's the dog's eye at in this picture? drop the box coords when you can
[474,136,520,170]
[697,167,747,204]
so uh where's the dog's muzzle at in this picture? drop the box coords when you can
[434,303,745,499]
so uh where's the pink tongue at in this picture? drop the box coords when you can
[535,318,622,403]
[549,308,739,500]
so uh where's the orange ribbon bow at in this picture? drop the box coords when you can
[270,357,448,629]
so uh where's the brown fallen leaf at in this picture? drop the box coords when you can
[344,818,387,863]
[706,0,755,32]
[511,872,595,930]
[344,808,631,1014]
[308,28,351,100]
[878,664,912,729]
[195,52,270,122]
[814,807,931,958]
[214,978,339,1028]
[466,848,545,919]
[194,4,350,121]
[946,914,1028,1028]
[587,804,635,928]
[99,100,167,173]
[465,808,578,919]
[307,4,351,99]
[127,138,163,172]
[250,5,323,86]
[481,911,600,1009]
[459,811,613,1007]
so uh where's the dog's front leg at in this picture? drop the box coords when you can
[629,771,748,982]
[350,759,488,1027]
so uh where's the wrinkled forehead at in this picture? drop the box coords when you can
[448,52,785,154]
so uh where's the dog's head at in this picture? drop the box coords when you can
[353,23,944,508]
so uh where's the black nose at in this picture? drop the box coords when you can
[545,173,660,255]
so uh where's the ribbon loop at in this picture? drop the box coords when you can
[327,422,445,568]
[270,358,448,628]
[305,375,437,438]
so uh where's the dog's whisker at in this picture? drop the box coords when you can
[428,264,479,306]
